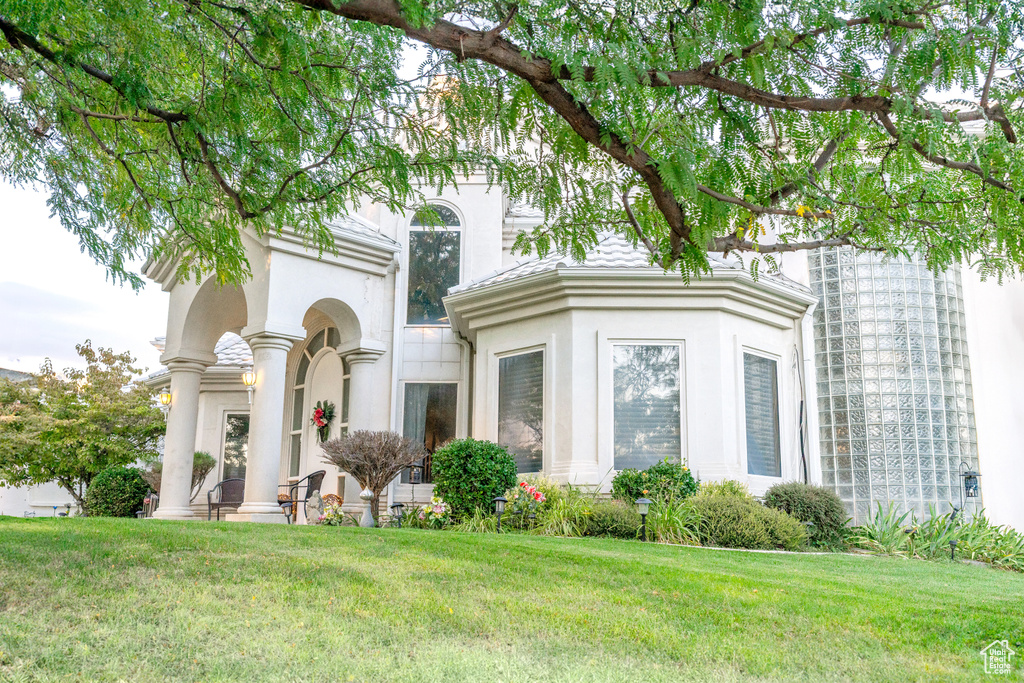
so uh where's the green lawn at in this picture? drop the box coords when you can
[0,518,1020,682]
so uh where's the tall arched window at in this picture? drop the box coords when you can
[407,204,461,325]
[289,327,349,478]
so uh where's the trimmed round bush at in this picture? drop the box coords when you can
[85,467,150,517]
[689,496,807,550]
[585,500,641,539]
[430,439,517,519]
[697,479,751,499]
[763,482,847,547]
[611,459,698,503]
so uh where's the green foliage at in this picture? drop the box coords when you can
[430,439,517,519]
[763,482,848,548]
[646,498,701,545]
[0,341,165,513]
[689,496,807,551]
[852,505,1024,572]
[697,479,752,499]
[85,467,150,518]
[611,459,698,504]
[450,508,498,533]
[533,488,594,537]
[141,450,218,503]
[3,1,1023,284]
[585,500,641,539]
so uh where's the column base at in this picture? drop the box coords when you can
[152,507,196,521]
[224,512,288,524]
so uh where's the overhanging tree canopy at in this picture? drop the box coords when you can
[1,0,1022,284]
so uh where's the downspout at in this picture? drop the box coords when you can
[454,328,474,438]
[798,301,820,485]
[386,253,403,511]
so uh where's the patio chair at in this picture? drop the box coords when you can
[278,470,326,524]
[207,478,246,520]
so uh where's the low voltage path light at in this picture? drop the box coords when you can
[950,539,958,561]
[636,497,653,542]
[493,495,507,532]
[390,502,405,528]
[241,367,256,405]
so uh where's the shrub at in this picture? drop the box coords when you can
[611,459,698,504]
[85,467,150,517]
[647,498,701,545]
[430,439,517,518]
[689,496,806,550]
[763,482,847,547]
[585,500,641,539]
[534,488,593,537]
[698,479,751,499]
[321,430,425,518]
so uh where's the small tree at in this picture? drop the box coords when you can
[0,341,165,514]
[141,451,217,503]
[431,439,518,519]
[320,430,425,519]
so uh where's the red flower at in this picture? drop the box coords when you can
[519,482,527,487]
[533,491,542,501]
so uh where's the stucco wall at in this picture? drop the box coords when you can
[961,270,1024,530]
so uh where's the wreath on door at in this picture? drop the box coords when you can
[310,400,336,443]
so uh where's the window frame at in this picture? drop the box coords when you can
[288,327,349,480]
[741,347,784,480]
[494,345,547,474]
[399,380,460,483]
[221,411,251,481]
[404,202,465,328]
[610,341,685,471]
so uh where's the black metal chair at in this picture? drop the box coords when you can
[207,478,246,520]
[278,470,327,524]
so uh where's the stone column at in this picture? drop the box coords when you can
[339,344,387,513]
[227,335,294,523]
[153,359,208,520]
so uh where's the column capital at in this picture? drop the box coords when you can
[244,333,301,353]
[161,351,217,370]
[338,337,388,365]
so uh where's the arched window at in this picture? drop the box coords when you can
[407,204,461,325]
[288,327,349,478]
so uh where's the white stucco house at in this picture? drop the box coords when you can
[138,175,820,523]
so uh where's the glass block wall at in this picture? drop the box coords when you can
[809,247,981,523]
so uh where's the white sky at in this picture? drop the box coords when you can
[0,182,168,375]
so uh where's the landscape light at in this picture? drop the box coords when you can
[493,495,507,532]
[390,502,405,528]
[636,497,653,542]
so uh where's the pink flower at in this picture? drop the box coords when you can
[433,505,445,515]
[418,512,426,520]
[533,491,542,501]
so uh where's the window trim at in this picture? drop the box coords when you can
[404,201,465,328]
[609,341,686,472]
[493,344,548,474]
[741,347,784,480]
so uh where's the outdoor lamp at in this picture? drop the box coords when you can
[950,539,958,561]
[158,391,171,414]
[390,502,405,528]
[961,468,980,499]
[493,495,507,532]
[241,367,256,404]
[636,497,653,542]
[410,464,423,485]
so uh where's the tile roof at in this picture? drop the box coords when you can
[151,333,252,368]
[326,215,400,250]
[450,232,806,294]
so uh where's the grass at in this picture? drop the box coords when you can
[0,518,1021,682]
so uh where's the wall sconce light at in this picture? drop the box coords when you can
[158,391,171,414]
[242,367,256,404]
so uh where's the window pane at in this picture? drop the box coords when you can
[613,345,681,470]
[744,354,781,477]
[407,230,461,324]
[296,352,310,386]
[411,205,460,227]
[401,383,458,483]
[498,351,544,473]
[289,434,301,478]
[291,388,304,432]
[326,327,341,349]
[306,330,325,356]
[223,414,250,480]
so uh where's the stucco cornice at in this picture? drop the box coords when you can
[444,267,818,341]
[262,223,399,276]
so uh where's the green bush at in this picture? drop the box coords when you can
[611,459,698,503]
[534,488,593,537]
[697,479,751,499]
[763,482,847,547]
[430,439,517,519]
[689,496,807,550]
[585,500,641,539]
[85,467,150,517]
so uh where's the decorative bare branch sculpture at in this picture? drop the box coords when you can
[321,430,425,515]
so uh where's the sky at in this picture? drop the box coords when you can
[0,181,168,375]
